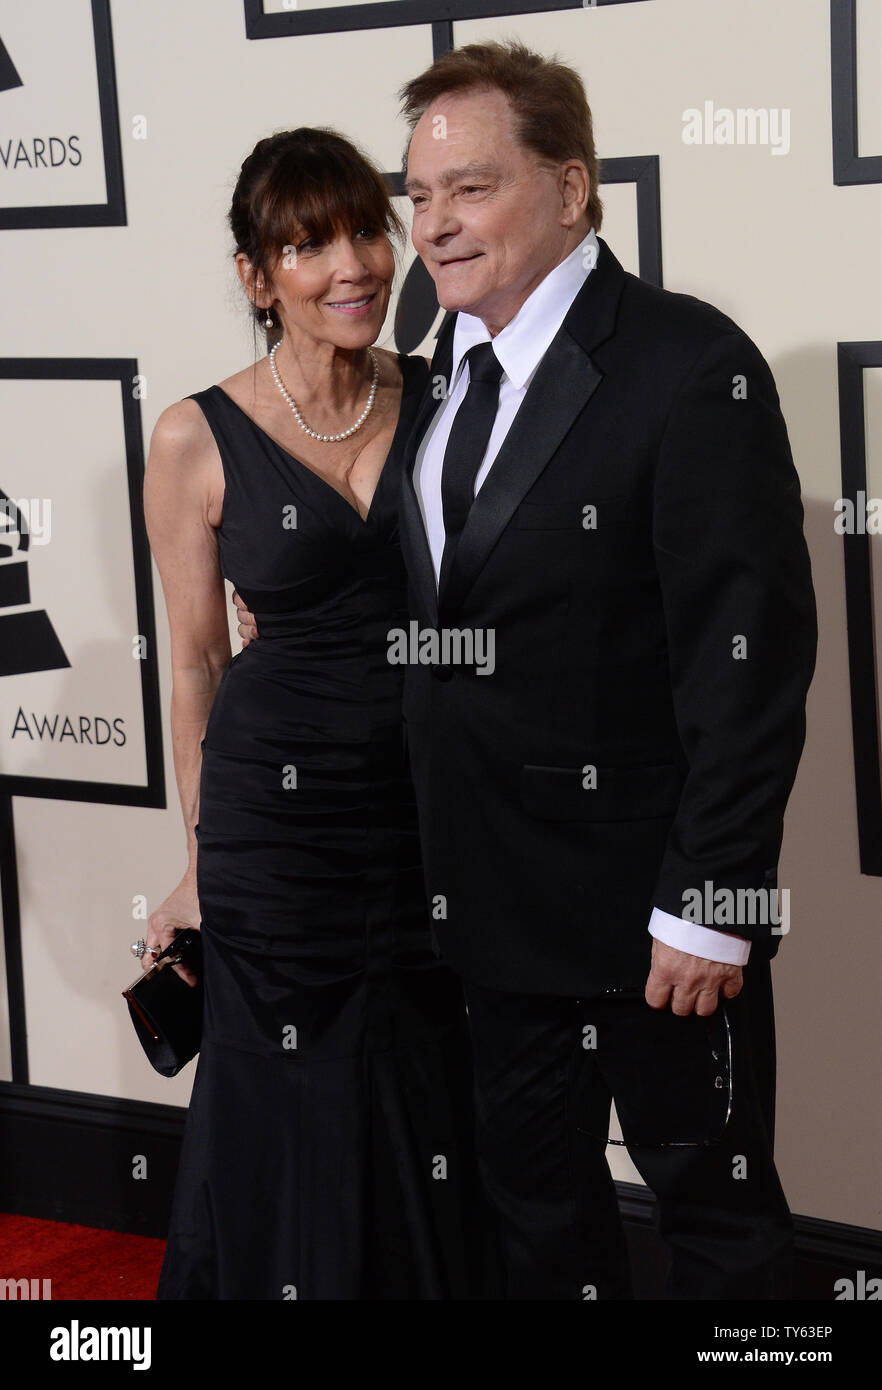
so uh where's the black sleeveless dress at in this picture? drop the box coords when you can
[155,353,488,1300]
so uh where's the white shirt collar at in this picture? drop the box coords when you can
[449,226,598,391]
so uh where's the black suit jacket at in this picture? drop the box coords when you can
[397,236,818,996]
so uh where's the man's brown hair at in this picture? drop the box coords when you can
[398,38,603,233]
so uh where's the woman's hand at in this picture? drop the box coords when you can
[145,874,201,987]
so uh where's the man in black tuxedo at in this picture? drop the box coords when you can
[393,39,816,1301]
[238,41,817,1298]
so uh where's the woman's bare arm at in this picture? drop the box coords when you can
[142,399,229,976]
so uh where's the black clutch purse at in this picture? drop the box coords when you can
[122,928,203,1077]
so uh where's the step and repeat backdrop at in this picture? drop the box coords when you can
[0,0,879,1231]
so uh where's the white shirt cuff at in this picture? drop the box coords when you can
[648,906,751,966]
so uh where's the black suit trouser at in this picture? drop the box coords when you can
[462,954,794,1299]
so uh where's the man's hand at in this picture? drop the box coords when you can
[232,588,258,644]
[645,939,743,1016]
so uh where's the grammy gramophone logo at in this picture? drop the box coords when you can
[0,488,68,677]
[0,34,23,95]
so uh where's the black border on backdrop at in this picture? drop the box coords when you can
[0,357,165,809]
[0,0,126,230]
[244,0,654,40]
[837,341,882,876]
[0,357,164,1084]
[831,0,882,185]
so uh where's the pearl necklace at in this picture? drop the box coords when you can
[268,340,379,443]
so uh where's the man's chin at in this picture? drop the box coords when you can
[435,284,482,314]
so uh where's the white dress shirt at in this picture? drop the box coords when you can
[412,226,751,967]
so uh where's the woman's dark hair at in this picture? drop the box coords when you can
[228,127,408,353]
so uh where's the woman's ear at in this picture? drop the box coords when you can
[235,252,268,309]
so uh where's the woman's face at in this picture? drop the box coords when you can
[251,222,395,349]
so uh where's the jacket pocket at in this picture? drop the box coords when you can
[519,761,682,821]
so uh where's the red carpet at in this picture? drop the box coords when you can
[0,1214,165,1300]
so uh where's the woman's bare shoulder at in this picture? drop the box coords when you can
[145,396,224,529]
[148,395,215,465]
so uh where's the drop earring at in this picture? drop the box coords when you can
[254,282,273,330]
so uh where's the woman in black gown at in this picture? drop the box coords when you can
[142,128,490,1299]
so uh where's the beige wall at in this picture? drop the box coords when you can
[2,0,880,1230]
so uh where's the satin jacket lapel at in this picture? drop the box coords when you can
[439,238,626,617]
[398,310,457,627]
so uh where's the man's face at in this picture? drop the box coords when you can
[404,87,575,334]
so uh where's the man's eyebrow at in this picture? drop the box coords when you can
[403,162,500,193]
